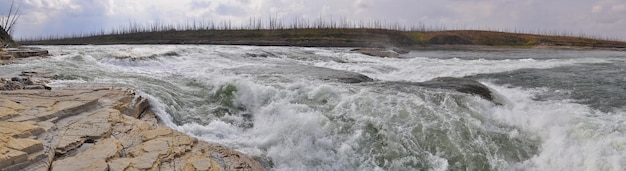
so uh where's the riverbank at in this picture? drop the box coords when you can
[18,29,626,51]
[0,71,264,170]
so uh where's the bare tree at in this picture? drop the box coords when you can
[1,0,21,35]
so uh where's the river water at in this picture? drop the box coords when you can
[2,45,625,170]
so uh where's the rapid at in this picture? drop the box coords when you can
[2,45,625,170]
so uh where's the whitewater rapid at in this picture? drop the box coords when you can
[3,45,625,170]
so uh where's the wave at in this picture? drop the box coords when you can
[15,45,626,170]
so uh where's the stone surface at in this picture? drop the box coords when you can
[0,84,265,171]
[184,155,223,171]
[0,99,23,120]
[0,121,45,138]
[4,138,44,154]
[0,46,48,65]
[108,158,132,171]
[0,147,27,169]
[1,71,52,91]
[4,47,49,58]
[51,138,122,171]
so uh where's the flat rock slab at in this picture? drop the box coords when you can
[3,48,49,58]
[0,85,265,171]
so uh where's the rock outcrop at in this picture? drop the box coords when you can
[4,48,49,58]
[0,85,264,171]
[0,49,13,65]
[0,71,56,91]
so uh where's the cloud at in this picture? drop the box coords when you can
[190,0,211,10]
[355,0,372,9]
[4,0,626,40]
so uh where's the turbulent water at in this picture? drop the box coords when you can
[3,45,626,170]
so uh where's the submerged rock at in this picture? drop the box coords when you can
[419,77,495,102]
[114,51,179,61]
[230,65,374,83]
[380,77,498,103]
[351,47,410,58]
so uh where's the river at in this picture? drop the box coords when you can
[2,45,625,170]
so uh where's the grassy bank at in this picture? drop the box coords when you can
[18,28,626,50]
[408,30,626,49]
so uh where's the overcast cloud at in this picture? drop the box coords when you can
[2,0,625,40]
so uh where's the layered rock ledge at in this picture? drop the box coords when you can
[0,85,264,171]
[0,48,49,65]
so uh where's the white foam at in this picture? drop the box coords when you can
[30,45,626,170]
[475,83,626,170]
[311,51,612,82]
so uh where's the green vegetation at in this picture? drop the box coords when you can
[0,0,19,47]
[15,17,626,50]
[0,25,12,47]
[411,30,626,48]
[18,28,626,50]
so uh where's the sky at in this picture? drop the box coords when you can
[1,0,625,40]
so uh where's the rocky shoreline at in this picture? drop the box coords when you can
[0,47,49,65]
[1,69,265,170]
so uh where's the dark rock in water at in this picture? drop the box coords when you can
[290,65,374,83]
[391,48,411,54]
[380,77,497,103]
[245,53,270,58]
[113,51,177,61]
[20,71,58,79]
[11,77,33,85]
[115,55,157,61]
[351,48,399,58]
[334,73,374,83]
[24,85,47,90]
[6,81,24,90]
[159,51,179,57]
[2,71,54,91]
[418,77,495,102]
[229,65,374,83]
[351,47,410,58]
